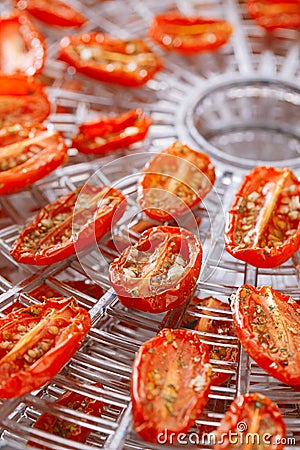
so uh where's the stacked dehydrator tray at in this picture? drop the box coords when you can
[0,0,300,448]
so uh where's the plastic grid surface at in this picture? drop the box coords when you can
[0,0,300,448]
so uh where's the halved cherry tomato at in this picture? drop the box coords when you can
[232,284,300,387]
[109,226,202,313]
[213,392,286,450]
[0,124,68,195]
[138,141,216,222]
[28,383,103,448]
[72,109,152,155]
[15,0,86,28]
[149,13,232,54]
[30,281,103,300]
[225,166,300,268]
[247,0,300,30]
[0,296,91,398]
[180,296,237,386]
[59,32,163,87]
[131,328,212,443]
[0,75,50,128]
[11,184,127,265]
[0,13,45,76]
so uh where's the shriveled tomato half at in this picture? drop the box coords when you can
[30,281,103,301]
[11,185,127,265]
[213,392,286,450]
[28,383,103,448]
[138,141,216,222]
[0,124,67,195]
[15,0,86,28]
[131,328,212,443]
[59,32,163,87]
[0,75,50,127]
[247,0,300,30]
[0,296,91,399]
[225,166,300,268]
[0,12,45,76]
[72,109,152,155]
[109,226,202,313]
[232,284,300,387]
[149,13,232,54]
[180,296,237,386]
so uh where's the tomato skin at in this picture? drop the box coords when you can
[247,0,300,29]
[0,297,91,399]
[213,393,286,450]
[0,75,50,127]
[109,226,202,313]
[225,166,300,268]
[15,0,86,28]
[0,125,68,195]
[131,328,212,443]
[28,383,103,448]
[179,296,237,386]
[232,284,300,387]
[138,141,216,222]
[149,13,232,54]
[59,32,163,87]
[72,109,152,155]
[10,185,127,265]
[0,12,46,76]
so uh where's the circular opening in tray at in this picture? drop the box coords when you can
[184,78,300,169]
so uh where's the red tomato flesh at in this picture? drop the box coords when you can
[109,226,202,313]
[213,393,286,450]
[180,296,237,386]
[149,13,233,54]
[232,284,300,387]
[59,32,163,87]
[138,141,216,222]
[247,0,300,29]
[11,185,127,265]
[0,13,45,76]
[0,75,50,127]
[15,0,86,28]
[28,383,103,448]
[225,166,300,268]
[72,109,152,155]
[131,328,212,443]
[0,125,67,195]
[0,297,91,398]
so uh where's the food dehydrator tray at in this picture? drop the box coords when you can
[0,0,300,448]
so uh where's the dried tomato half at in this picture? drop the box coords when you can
[11,185,127,265]
[72,109,152,155]
[109,225,202,313]
[0,297,91,398]
[180,296,237,386]
[247,0,300,30]
[0,124,67,195]
[28,383,103,448]
[0,75,50,127]
[15,0,87,28]
[59,32,163,87]
[232,284,300,387]
[225,166,300,268]
[138,141,216,222]
[149,13,232,54]
[213,393,286,450]
[131,328,212,443]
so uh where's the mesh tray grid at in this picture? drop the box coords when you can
[0,0,300,448]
